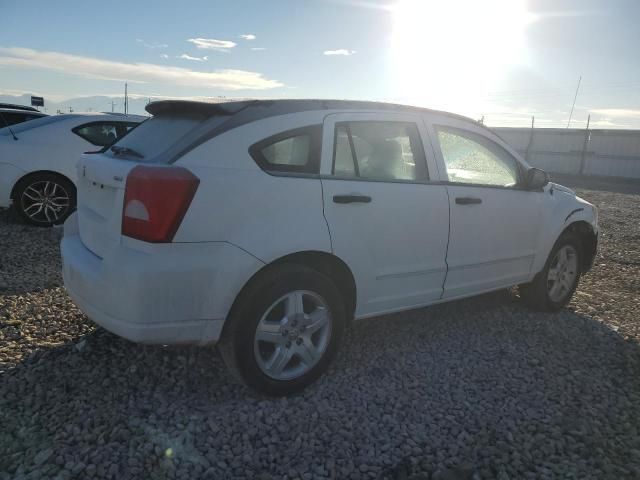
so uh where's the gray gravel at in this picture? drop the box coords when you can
[1,187,640,479]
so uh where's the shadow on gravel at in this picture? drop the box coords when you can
[2,290,640,479]
[0,208,64,296]
[0,206,32,229]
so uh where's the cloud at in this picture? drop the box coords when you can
[251,47,267,51]
[240,34,256,40]
[589,119,633,128]
[136,39,168,49]
[591,108,640,119]
[159,53,169,59]
[323,49,356,56]
[0,47,284,91]
[178,53,208,62]
[187,38,237,51]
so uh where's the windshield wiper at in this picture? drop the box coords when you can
[110,145,144,159]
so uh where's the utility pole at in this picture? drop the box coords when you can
[124,82,128,115]
[110,100,116,113]
[579,114,591,175]
[566,75,582,128]
[68,106,73,113]
[525,115,535,162]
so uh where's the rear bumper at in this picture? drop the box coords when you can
[61,213,264,345]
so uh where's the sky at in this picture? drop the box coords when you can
[1,0,640,128]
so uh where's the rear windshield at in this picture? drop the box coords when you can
[108,112,217,162]
[0,114,67,135]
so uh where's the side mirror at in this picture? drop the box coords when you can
[525,168,549,190]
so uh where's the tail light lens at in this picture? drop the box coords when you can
[122,165,199,243]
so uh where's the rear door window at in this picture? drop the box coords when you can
[332,121,427,182]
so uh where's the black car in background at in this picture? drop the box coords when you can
[0,103,48,127]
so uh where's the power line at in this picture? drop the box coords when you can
[567,75,582,128]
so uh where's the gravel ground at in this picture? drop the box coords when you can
[1,187,640,479]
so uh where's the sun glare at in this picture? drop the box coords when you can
[391,0,533,114]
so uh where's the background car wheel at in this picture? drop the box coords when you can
[219,264,346,396]
[13,173,76,227]
[519,232,582,311]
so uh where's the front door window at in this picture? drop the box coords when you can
[436,126,520,187]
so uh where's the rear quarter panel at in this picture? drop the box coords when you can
[173,112,332,263]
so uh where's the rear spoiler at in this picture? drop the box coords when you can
[145,100,259,117]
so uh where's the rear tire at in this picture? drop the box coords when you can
[219,264,346,396]
[13,173,76,227]
[519,232,582,311]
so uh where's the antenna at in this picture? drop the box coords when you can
[566,75,582,128]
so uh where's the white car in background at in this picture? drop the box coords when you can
[0,112,145,226]
[61,100,598,395]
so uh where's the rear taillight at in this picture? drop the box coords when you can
[122,165,199,243]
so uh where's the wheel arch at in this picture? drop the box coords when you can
[10,170,76,200]
[224,250,357,336]
[560,220,598,272]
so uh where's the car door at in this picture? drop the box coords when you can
[320,112,450,318]
[424,114,544,299]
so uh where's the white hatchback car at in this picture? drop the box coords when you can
[61,100,598,395]
[0,112,144,226]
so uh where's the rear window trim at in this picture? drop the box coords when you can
[248,125,323,175]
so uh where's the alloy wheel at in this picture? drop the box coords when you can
[253,290,332,381]
[547,245,578,303]
[20,180,71,225]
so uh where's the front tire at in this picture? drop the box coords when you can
[13,173,76,227]
[219,264,346,396]
[519,232,582,311]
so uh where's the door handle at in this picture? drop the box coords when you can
[455,197,482,205]
[333,194,372,204]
